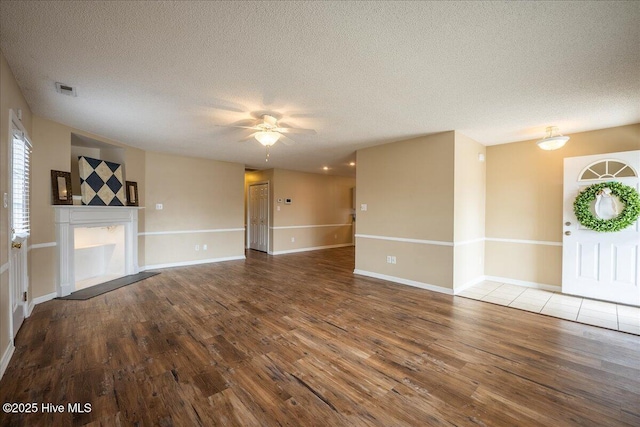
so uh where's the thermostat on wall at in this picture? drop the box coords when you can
[284,198,292,205]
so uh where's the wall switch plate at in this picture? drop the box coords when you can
[291,237,295,242]
[360,204,367,211]
[155,203,163,210]
[203,244,208,251]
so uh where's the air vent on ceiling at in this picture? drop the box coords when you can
[55,82,77,97]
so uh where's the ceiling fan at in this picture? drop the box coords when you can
[221,114,316,147]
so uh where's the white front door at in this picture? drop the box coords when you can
[9,114,31,337]
[249,183,268,252]
[562,150,640,305]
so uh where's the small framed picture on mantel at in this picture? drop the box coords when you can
[51,170,73,205]
[125,181,139,206]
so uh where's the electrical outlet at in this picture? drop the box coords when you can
[155,203,163,210]
[195,244,200,251]
[387,256,392,263]
[391,256,397,264]
[203,244,208,251]
[291,237,295,242]
[360,203,367,211]
[387,256,396,264]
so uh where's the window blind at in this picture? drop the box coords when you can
[12,128,31,239]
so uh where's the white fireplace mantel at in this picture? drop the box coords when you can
[54,206,143,296]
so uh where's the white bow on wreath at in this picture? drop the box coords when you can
[594,188,618,220]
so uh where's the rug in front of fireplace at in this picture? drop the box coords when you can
[78,156,126,206]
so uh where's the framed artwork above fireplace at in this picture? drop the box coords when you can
[78,156,126,206]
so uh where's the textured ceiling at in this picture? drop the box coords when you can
[1,1,639,176]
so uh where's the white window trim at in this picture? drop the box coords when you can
[9,109,32,242]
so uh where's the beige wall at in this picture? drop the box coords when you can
[144,151,245,267]
[453,132,486,289]
[485,123,640,285]
[1,50,33,362]
[355,132,456,289]
[29,117,147,298]
[356,132,456,242]
[271,169,354,253]
[453,132,486,242]
[245,168,355,254]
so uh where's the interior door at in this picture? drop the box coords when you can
[249,183,268,252]
[9,118,30,337]
[562,150,640,305]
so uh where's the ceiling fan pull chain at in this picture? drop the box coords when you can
[265,145,270,162]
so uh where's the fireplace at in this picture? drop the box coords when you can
[54,206,141,296]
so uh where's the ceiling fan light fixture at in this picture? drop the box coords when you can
[537,126,569,150]
[255,131,280,146]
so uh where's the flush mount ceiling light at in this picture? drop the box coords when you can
[537,126,570,150]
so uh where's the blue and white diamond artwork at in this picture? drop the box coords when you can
[78,156,126,206]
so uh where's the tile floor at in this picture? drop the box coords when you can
[458,281,640,336]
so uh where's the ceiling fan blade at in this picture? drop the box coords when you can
[278,133,295,146]
[218,125,258,130]
[216,118,259,129]
[208,98,249,113]
[288,112,320,118]
[275,126,316,135]
[239,132,257,142]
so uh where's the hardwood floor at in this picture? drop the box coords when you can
[2,247,639,426]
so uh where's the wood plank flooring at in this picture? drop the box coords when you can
[1,247,639,426]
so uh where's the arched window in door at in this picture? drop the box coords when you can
[578,159,637,181]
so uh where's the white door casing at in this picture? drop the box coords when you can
[562,150,640,306]
[8,110,30,337]
[248,183,268,252]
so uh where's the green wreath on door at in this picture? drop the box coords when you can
[573,181,640,232]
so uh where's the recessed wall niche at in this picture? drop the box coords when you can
[70,133,126,199]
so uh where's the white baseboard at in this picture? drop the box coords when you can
[484,275,561,292]
[143,255,246,270]
[270,243,353,256]
[353,269,454,295]
[454,275,487,294]
[32,292,57,306]
[0,341,15,381]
